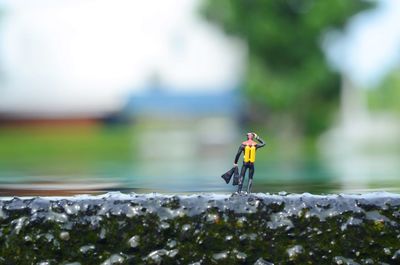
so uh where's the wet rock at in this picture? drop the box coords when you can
[233,249,247,260]
[127,235,140,248]
[392,249,400,260]
[59,231,70,241]
[101,254,124,265]
[79,245,95,255]
[287,245,304,260]
[254,257,274,265]
[146,249,168,264]
[0,192,399,264]
[212,251,229,260]
[166,239,177,249]
[333,256,361,265]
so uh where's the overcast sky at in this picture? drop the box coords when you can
[0,0,245,116]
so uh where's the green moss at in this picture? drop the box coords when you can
[0,194,400,264]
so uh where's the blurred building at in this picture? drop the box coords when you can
[125,85,240,152]
[120,82,241,189]
[0,0,246,192]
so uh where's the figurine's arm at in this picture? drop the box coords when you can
[255,134,266,149]
[234,145,244,165]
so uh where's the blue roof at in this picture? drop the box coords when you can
[124,89,241,117]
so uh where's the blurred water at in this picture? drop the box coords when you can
[1,168,400,196]
[0,124,399,196]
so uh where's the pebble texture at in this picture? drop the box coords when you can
[0,192,400,264]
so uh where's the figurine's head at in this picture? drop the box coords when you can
[246,132,254,140]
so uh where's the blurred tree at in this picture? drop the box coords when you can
[368,70,400,113]
[202,0,373,136]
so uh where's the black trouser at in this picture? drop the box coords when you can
[237,162,254,193]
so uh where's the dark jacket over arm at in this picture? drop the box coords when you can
[234,145,244,164]
[256,136,266,149]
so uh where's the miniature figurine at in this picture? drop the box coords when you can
[234,132,265,193]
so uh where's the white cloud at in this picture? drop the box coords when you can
[0,0,245,116]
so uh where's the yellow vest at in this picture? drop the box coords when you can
[243,145,256,163]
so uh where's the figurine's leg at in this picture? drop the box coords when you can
[237,166,247,193]
[247,165,254,193]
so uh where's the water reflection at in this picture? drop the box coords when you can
[0,122,399,196]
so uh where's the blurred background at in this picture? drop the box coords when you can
[0,0,399,195]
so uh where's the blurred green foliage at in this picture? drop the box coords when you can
[368,70,400,113]
[0,125,134,176]
[202,0,374,136]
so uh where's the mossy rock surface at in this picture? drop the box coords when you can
[1,192,400,264]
